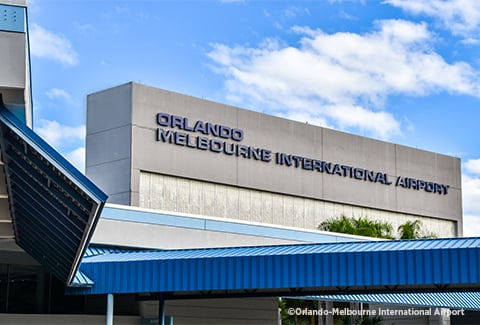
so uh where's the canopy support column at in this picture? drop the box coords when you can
[106,293,114,325]
[159,296,165,325]
[158,294,165,325]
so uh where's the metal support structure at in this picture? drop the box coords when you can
[159,296,165,325]
[106,293,114,325]
[325,301,333,325]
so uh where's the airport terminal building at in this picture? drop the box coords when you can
[86,82,462,242]
[1,1,480,325]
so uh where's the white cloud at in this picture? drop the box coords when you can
[34,120,86,172]
[65,147,86,172]
[462,159,480,236]
[464,158,480,175]
[45,88,72,102]
[326,104,400,139]
[463,175,480,213]
[462,175,480,236]
[29,23,79,66]
[284,6,310,19]
[34,119,85,149]
[463,215,480,237]
[385,0,480,39]
[208,19,479,140]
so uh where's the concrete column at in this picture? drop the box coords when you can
[317,300,324,325]
[429,308,450,325]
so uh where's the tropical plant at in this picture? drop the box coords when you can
[397,219,436,239]
[318,215,436,240]
[279,298,318,325]
[318,215,394,239]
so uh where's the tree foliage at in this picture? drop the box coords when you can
[318,215,394,239]
[397,219,436,239]
[318,215,436,240]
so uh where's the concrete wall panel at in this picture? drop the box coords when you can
[86,83,132,133]
[132,121,239,184]
[86,125,131,167]
[0,32,25,89]
[139,172,457,237]
[87,83,462,233]
[92,218,303,250]
[322,127,397,173]
[86,158,131,203]
[86,83,134,206]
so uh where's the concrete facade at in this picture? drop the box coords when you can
[138,172,457,238]
[86,82,462,237]
[0,0,31,240]
[0,0,31,125]
[91,204,373,250]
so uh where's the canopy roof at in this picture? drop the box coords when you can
[301,291,480,311]
[69,237,480,305]
[0,105,107,284]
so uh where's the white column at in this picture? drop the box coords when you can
[106,293,114,325]
[325,301,334,325]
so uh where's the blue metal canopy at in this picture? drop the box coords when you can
[0,105,108,285]
[69,237,480,298]
[300,291,480,311]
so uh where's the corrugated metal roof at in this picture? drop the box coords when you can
[71,270,94,288]
[0,106,108,285]
[69,237,480,296]
[83,245,131,257]
[71,246,148,287]
[300,291,480,310]
[81,237,480,261]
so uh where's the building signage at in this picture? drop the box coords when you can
[156,112,449,195]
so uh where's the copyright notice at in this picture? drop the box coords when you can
[287,307,465,317]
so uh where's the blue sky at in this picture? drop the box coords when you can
[26,0,480,236]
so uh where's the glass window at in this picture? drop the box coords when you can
[0,264,7,313]
[7,264,45,313]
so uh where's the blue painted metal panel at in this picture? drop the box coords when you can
[0,106,107,285]
[300,292,480,310]
[0,4,25,33]
[84,246,129,257]
[71,271,94,287]
[69,237,480,296]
